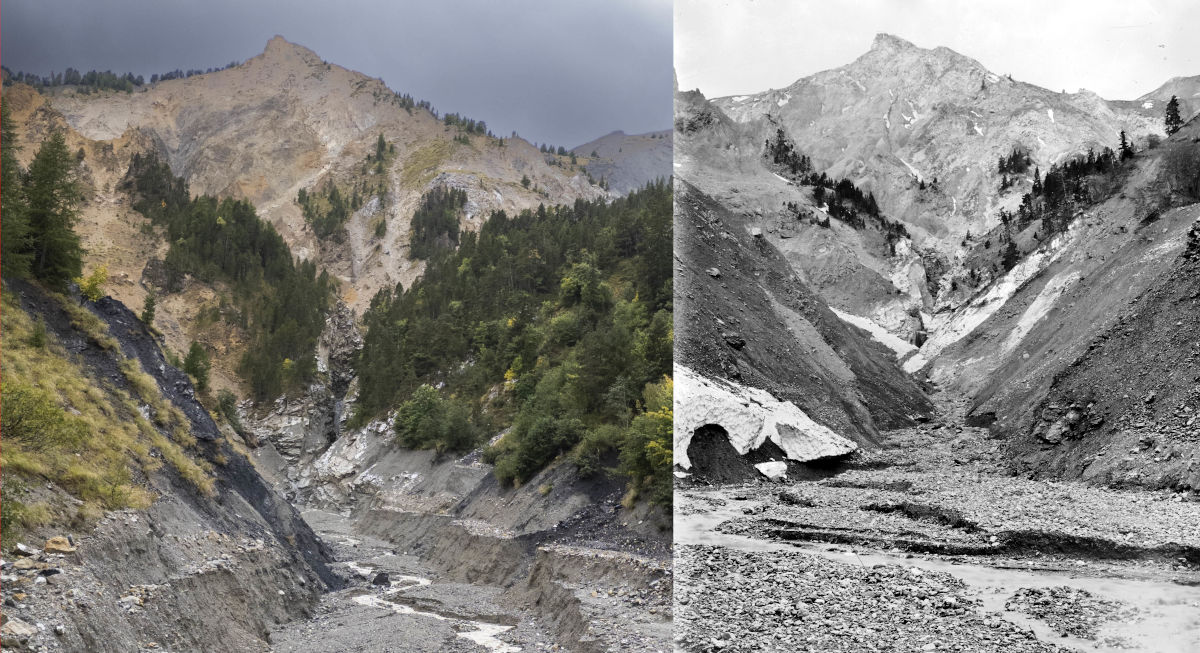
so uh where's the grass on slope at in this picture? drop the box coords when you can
[0,288,214,549]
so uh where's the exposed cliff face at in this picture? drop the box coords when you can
[691,34,1190,342]
[925,120,1200,489]
[676,35,1199,493]
[34,36,608,314]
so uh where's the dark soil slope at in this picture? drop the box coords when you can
[1011,219,1200,489]
[675,179,931,446]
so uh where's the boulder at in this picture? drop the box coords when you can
[1,616,37,641]
[754,461,788,480]
[371,572,390,586]
[44,536,76,554]
[13,544,37,557]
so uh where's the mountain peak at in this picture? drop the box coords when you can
[871,33,918,53]
[259,35,322,65]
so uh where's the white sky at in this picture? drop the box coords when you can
[675,0,1199,100]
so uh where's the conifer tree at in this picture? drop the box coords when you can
[184,341,211,392]
[141,290,157,326]
[1,102,33,278]
[1165,95,1183,135]
[1119,131,1134,160]
[25,131,83,290]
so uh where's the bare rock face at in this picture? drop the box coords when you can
[571,129,673,195]
[680,33,1190,339]
[673,365,858,470]
[40,36,610,314]
[248,300,362,473]
[712,33,1167,251]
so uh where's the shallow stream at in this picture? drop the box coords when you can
[677,491,1200,652]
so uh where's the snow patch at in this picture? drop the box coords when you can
[902,353,929,374]
[987,73,1000,83]
[1046,108,1055,123]
[830,308,917,358]
[898,157,923,182]
[777,94,790,107]
[772,172,793,185]
[973,123,983,136]
[673,365,857,469]
[884,111,891,129]
[1037,135,1047,147]
[732,95,750,103]
[1142,101,1154,109]
[920,226,1075,360]
[1001,271,1080,354]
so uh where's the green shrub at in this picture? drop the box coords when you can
[572,424,623,477]
[394,384,481,454]
[493,415,584,486]
[1,380,89,451]
[618,377,673,506]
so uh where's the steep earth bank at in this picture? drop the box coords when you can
[1,282,337,652]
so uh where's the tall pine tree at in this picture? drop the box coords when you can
[1165,95,1183,135]
[1,101,33,278]
[1118,131,1134,161]
[25,131,83,290]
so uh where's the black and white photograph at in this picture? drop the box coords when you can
[673,0,1200,651]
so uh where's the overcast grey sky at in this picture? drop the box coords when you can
[676,0,1199,100]
[2,0,672,147]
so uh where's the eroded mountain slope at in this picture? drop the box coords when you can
[674,179,931,453]
[572,129,672,195]
[34,36,608,313]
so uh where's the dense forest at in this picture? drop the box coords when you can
[123,153,335,400]
[408,186,467,259]
[354,182,673,504]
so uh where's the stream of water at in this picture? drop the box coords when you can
[677,493,1200,652]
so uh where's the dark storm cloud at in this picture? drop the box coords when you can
[2,0,672,147]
